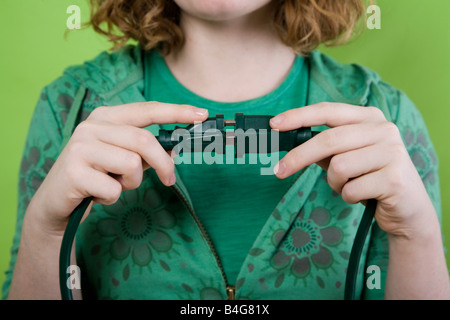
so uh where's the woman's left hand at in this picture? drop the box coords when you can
[270,102,436,240]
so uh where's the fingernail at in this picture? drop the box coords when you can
[274,160,286,177]
[270,115,285,126]
[168,173,176,186]
[195,108,208,116]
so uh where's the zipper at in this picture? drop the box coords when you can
[170,185,235,300]
[226,285,236,300]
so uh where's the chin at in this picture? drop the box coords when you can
[174,0,272,21]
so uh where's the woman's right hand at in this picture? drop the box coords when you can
[29,102,208,235]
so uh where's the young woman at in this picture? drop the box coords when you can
[4,0,449,300]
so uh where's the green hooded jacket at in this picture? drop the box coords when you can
[2,45,442,300]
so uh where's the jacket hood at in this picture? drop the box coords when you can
[63,45,383,110]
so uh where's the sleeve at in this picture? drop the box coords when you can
[1,76,82,299]
[361,83,443,300]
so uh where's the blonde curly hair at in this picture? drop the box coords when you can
[89,0,368,55]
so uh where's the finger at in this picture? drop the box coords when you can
[84,141,144,191]
[94,124,176,186]
[270,102,386,131]
[88,102,209,128]
[73,121,176,186]
[275,121,396,178]
[326,143,392,194]
[340,169,387,205]
[316,156,332,172]
[81,168,123,206]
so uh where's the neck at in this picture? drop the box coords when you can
[165,5,296,103]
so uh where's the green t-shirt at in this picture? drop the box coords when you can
[144,50,309,285]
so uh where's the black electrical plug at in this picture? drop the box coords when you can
[156,113,319,156]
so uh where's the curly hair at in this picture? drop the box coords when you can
[89,0,368,55]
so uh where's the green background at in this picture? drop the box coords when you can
[1,0,449,295]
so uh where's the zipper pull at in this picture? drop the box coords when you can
[226,285,235,300]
